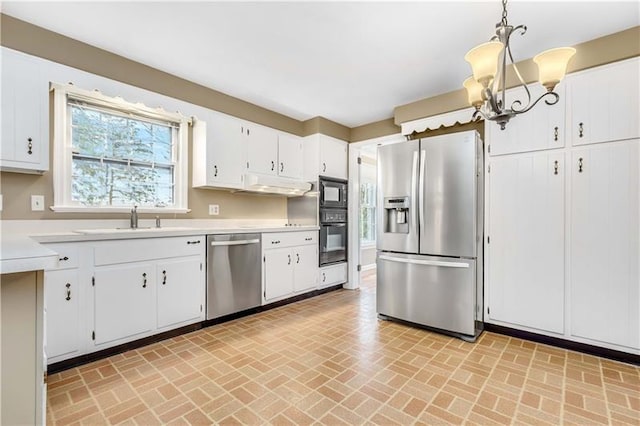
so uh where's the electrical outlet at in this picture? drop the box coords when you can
[31,195,45,211]
[208,204,219,215]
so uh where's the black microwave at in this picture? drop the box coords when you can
[319,177,347,209]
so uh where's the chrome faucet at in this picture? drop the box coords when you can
[130,205,138,229]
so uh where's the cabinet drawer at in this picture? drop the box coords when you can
[44,243,81,270]
[94,236,204,266]
[263,231,316,249]
[320,263,347,287]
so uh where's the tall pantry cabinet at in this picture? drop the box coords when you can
[486,57,640,354]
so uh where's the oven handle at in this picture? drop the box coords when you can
[321,223,347,227]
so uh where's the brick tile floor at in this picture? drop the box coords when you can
[47,270,640,424]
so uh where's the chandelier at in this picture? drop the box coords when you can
[463,0,576,130]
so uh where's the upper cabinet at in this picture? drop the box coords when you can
[303,134,348,180]
[0,48,49,173]
[192,111,247,190]
[246,125,303,179]
[566,57,639,146]
[487,84,566,156]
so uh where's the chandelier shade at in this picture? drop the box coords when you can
[464,41,504,87]
[534,47,577,91]
[463,0,576,129]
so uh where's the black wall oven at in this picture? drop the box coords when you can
[319,204,348,266]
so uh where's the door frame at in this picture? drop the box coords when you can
[346,133,404,289]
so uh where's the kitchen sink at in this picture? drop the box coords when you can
[74,227,194,235]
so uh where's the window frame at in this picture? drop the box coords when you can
[51,82,190,213]
[359,163,377,246]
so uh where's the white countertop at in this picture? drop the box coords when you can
[0,234,58,274]
[0,220,319,271]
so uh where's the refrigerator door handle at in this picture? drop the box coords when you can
[378,254,470,268]
[418,149,426,233]
[410,150,419,235]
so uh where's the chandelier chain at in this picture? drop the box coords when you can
[501,0,508,25]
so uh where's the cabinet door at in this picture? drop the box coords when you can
[247,124,278,175]
[94,263,155,345]
[0,48,48,171]
[487,152,565,333]
[264,248,293,301]
[570,140,639,348]
[320,263,348,288]
[568,58,640,146]
[278,134,303,179]
[207,113,247,187]
[320,136,348,179]
[293,244,318,293]
[157,257,203,329]
[488,84,565,156]
[45,270,81,359]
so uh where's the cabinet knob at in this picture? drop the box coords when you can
[162,270,167,285]
[271,161,275,171]
[322,162,327,173]
[59,256,69,262]
[187,240,201,245]
[142,272,147,288]
[296,253,300,264]
[578,157,584,173]
[554,160,559,175]
[322,272,326,282]
[287,254,291,265]
[214,165,218,177]
[280,162,284,173]
[65,283,71,301]
[554,126,559,142]
[27,137,33,155]
[578,122,584,138]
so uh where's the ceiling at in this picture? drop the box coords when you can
[2,1,639,128]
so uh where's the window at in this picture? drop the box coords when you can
[52,83,189,213]
[360,164,377,245]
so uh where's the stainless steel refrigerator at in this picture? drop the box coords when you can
[376,130,484,341]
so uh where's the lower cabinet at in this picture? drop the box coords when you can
[94,263,155,346]
[319,263,348,288]
[45,269,81,359]
[263,231,318,303]
[157,257,203,329]
[44,236,205,363]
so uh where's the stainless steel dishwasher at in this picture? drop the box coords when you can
[206,233,262,320]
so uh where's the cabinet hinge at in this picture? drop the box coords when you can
[488,164,491,173]
[488,145,491,154]
[263,256,265,262]
[487,236,490,244]
[487,307,490,315]
[200,304,203,312]
[92,331,95,340]
[92,276,95,286]
[357,156,362,165]
[263,290,266,298]
[246,161,249,169]
[357,264,361,272]
[200,262,203,271]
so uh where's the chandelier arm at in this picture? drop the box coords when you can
[505,25,533,113]
[484,87,503,115]
[513,91,560,115]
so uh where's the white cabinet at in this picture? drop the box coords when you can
[303,134,349,180]
[319,263,348,288]
[94,263,155,345]
[277,133,303,179]
[247,123,279,176]
[0,47,49,173]
[157,257,203,329]
[44,243,84,363]
[487,84,566,156]
[246,126,303,179]
[263,231,318,303]
[570,140,639,349]
[192,112,247,189]
[487,151,565,334]
[44,269,81,359]
[567,57,639,147]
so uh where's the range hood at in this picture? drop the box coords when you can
[242,173,312,196]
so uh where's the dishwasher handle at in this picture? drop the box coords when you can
[210,238,260,247]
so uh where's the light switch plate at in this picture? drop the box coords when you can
[31,195,45,211]
[208,204,219,215]
[0,194,3,212]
